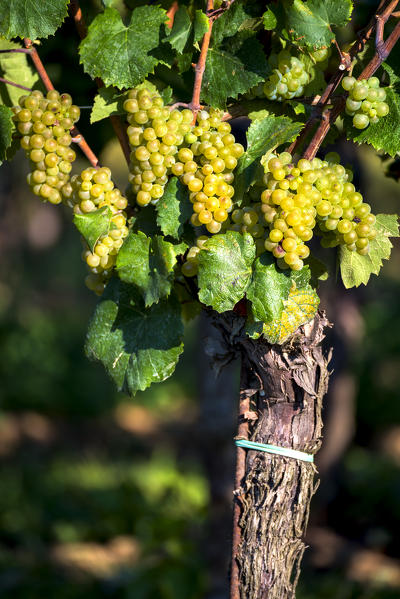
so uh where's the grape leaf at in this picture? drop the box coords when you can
[0,39,39,106]
[131,205,161,238]
[156,177,192,240]
[263,8,277,30]
[284,0,353,48]
[239,115,303,171]
[339,214,399,288]
[247,253,292,323]
[85,278,184,395]
[345,65,400,157]
[202,37,270,108]
[0,0,69,40]
[211,0,260,46]
[235,115,303,203]
[194,10,209,44]
[197,231,255,312]
[79,6,168,89]
[262,285,320,344]
[0,105,14,164]
[116,231,180,307]
[73,206,113,253]
[167,6,192,53]
[90,87,126,124]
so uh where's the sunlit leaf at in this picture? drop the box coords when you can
[197,231,255,312]
[262,285,320,344]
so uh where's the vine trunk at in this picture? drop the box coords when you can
[227,313,331,598]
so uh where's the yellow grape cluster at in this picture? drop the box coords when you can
[13,89,80,205]
[174,109,244,234]
[124,87,193,206]
[261,152,377,270]
[70,167,129,295]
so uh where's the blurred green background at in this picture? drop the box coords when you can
[1,3,400,598]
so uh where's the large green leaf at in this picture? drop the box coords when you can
[202,37,269,108]
[197,231,255,312]
[284,0,353,48]
[235,115,303,203]
[156,177,192,240]
[79,6,168,89]
[339,214,399,288]
[247,253,292,323]
[345,65,400,157]
[0,39,39,106]
[73,206,113,253]
[85,278,184,395]
[0,0,69,40]
[0,105,14,164]
[116,231,180,306]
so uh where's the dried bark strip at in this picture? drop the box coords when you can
[232,313,331,598]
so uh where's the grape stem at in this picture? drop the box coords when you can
[189,0,214,117]
[0,77,32,92]
[68,0,131,167]
[169,0,236,118]
[207,0,237,21]
[22,38,100,167]
[166,1,179,29]
[0,48,31,54]
[289,0,400,158]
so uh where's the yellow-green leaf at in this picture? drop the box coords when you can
[262,285,319,344]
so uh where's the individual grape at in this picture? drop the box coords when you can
[342,76,356,91]
[14,89,80,204]
[342,76,389,130]
[353,113,369,129]
[376,102,389,117]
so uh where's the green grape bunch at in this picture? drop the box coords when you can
[124,87,193,207]
[342,76,389,129]
[12,89,80,205]
[263,47,329,102]
[71,167,130,295]
[260,151,377,270]
[172,109,244,235]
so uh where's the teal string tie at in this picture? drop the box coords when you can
[235,439,314,463]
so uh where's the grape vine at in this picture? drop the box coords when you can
[1,2,400,598]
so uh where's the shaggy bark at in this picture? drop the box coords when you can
[214,311,331,598]
[236,312,331,598]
